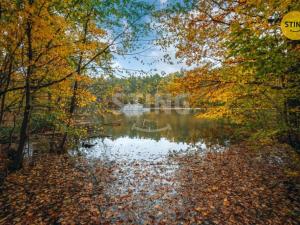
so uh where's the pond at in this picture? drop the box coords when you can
[81,109,231,161]
[76,109,233,223]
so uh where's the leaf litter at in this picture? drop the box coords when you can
[0,142,299,224]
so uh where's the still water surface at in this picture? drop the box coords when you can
[77,110,232,223]
[81,109,231,161]
[28,109,232,222]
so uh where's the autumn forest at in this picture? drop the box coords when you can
[0,0,300,224]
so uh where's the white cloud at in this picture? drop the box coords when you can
[112,60,122,69]
[111,31,196,77]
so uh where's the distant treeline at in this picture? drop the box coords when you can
[102,72,184,107]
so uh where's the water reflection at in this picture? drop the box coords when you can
[26,110,232,223]
[100,109,231,145]
[83,137,191,161]
[78,110,231,223]
[82,110,230,161]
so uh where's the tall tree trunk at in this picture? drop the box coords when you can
[59,15,90,151]
[0,61,12,126]
[12,20,33,171]
[59,58,81,151]
[282,40,299,148]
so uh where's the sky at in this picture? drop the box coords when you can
[110,0,195,77]
[112,43,193,77]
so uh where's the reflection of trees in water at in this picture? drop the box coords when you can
[103,111,232,145]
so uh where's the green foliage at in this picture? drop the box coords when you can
[158,0,300,147]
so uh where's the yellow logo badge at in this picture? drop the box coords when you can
[281,11,300,40]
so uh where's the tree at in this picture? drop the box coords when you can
[0,0,153,170]
[159,0,300,146]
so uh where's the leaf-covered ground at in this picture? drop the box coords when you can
[0,156,113,224]
[0,142,299,224]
